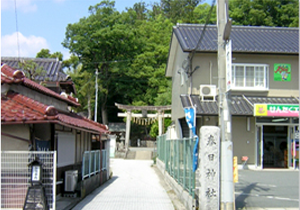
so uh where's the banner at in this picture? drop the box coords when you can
[184,107,199,172]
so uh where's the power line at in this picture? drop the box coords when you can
[14,0,21,59]
[190,0,216,61]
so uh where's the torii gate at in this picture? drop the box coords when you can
[115,103,171,151]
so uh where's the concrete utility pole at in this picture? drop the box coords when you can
[94,68,98,122]
[217,0,234,209]
[125,111,132,152]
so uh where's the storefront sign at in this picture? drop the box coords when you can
[254,104,299,117]
[274,63,291,81]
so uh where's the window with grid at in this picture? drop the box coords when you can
[231,64,269,90]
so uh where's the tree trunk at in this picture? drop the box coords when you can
[87,93,92,120]
[101,105,108,125]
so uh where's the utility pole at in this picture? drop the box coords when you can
[217,0,234,209]
[94,68,98,122]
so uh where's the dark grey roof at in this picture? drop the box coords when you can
[245,96,299,105]
[174,24,299,54]
[180,95,299,116]
[1,57,68,82]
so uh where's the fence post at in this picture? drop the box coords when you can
[183,139,186,190]
[177,140,180,182]
[89,151,92,178]
[189,138,192,195]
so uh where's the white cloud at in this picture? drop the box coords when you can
[1,0,37,13]
[1,32,49,57]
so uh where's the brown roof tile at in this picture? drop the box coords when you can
[1,64,80,107]
[1,92,108,134]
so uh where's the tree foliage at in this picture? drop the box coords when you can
[18,60,47,81]
[229,0,299,27]
[36,49,63,61]
[160,0,200,23]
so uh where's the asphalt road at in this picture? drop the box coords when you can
[235,170,299,209]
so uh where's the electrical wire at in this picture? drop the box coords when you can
[14,0,21,59]
[190,0,216,62]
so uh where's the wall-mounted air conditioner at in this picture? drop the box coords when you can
[200,85,217,101]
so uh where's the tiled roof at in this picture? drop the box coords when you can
[180,95,299,116]
[1,57,68,82]
[173,24,298,54]
[245,96,299,105]
[1,64,80,107]
[1,91,108,134]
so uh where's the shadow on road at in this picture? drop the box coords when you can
[71,176,118,210]
[235,182,270,209]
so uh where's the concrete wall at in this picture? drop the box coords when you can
[1,124,30,150]
[10,84,70,112]
[156,159,194,210]
[170,36,190,121]
[232,117,256,165]
[80,171,108,198]
[233,54,299,93]
[189,53,299,96]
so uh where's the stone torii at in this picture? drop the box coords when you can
[115,103,171,151]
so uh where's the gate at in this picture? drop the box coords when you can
[1,151,57,209]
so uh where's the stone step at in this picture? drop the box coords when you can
[135,151,152,160]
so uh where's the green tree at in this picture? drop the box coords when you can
[18,60,47,81]
[127,15,173,106]
[66,63,95,119]
[63,0,143,124]
[193,2,217,24]
[160,0,200,23]
[36,48,63,61]
[229,0,299,27]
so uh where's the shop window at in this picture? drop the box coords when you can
[231,64,269,90]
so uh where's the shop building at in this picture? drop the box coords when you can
[166,24,299,169]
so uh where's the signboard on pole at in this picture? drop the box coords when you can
[184,107,199,172]
[226,40,232,91]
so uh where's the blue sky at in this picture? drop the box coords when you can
[1,0,212,59]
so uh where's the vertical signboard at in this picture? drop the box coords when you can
[226,40,232,91]
[184,107,199,172]
[199,126,220,209]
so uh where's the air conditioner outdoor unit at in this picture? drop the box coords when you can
[65,170,78,192]
[200,85,217,101]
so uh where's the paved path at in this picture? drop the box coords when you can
[72,159,174,210]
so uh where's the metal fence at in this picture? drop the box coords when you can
[157,134,195,196]
[1,151,56,209]
[102,150,107,171]
[82,150,107,180]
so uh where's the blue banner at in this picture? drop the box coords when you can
[184,107,199,172]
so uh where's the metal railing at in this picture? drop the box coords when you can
[157,134,195,196]
[82,150,107,180]
[101,150,107,171]
[1,151,56,209]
